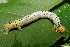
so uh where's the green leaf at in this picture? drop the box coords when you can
[0,0,67,47]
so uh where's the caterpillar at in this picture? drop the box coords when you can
[3,11,65,34]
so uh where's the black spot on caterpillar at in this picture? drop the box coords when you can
[3,11,65,34]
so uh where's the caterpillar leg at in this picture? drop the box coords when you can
[53,24,58,32]
[5,31,9,34]
[18,27,22,31]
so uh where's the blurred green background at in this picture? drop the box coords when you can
[0,0,70,47]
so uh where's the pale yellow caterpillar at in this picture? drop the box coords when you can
[3,11,65,34]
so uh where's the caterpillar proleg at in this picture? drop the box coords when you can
[3,11,65,34]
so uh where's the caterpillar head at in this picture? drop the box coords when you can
[54,25,65,33]
[57,26,65,33]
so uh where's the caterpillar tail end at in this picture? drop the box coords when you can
[3,24,10,34]
[3,29,9,34]
[54,25,65,33]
